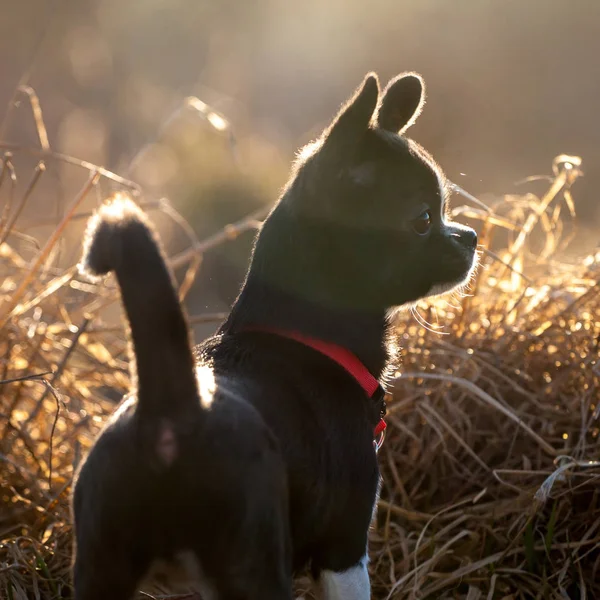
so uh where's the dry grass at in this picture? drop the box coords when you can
[1,90,598,600]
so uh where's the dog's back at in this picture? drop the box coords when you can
[72,196,292,600]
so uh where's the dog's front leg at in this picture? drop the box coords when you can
[318,554,370,600]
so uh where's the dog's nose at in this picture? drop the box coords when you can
[460,228,478,249]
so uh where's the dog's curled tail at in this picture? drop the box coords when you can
[79,194,199,420]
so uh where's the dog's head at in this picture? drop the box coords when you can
[253,72,478,311]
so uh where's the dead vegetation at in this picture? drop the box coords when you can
[1,89,599,600]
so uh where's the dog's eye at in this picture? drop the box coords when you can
[412,211,431,235]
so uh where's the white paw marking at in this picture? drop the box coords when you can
[319,555,370,600]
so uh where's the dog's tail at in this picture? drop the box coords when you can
[79,194,199,420]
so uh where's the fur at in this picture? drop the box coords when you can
[71,71,478,600]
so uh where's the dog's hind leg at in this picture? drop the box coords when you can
[200,516,293,600]
[196,540,293,600]
[197,477,293,600]
[73,548,149,600]
[215,575,292,600]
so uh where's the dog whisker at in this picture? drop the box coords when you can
[411,305,449,336]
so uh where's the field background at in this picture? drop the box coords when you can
[1,1,600,599]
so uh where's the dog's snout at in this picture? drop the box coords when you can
[457,228,477,249]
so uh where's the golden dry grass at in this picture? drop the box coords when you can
[1,91,598,600]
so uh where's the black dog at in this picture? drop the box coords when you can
[72,72,477,600]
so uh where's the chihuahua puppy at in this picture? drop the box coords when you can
[72,72,477,600]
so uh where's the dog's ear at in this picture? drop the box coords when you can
[376,72,425,134]
[325,73,379,148]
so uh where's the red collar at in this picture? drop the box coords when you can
[244,326,387,448]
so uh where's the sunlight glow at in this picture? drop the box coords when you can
[186,96,229,131]
[100,193,133,221]
[207,112,228,131]
[196,364,216,409]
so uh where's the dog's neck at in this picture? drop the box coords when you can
[221,278,392,378]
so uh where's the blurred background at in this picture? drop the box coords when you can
[1,0,599,339]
